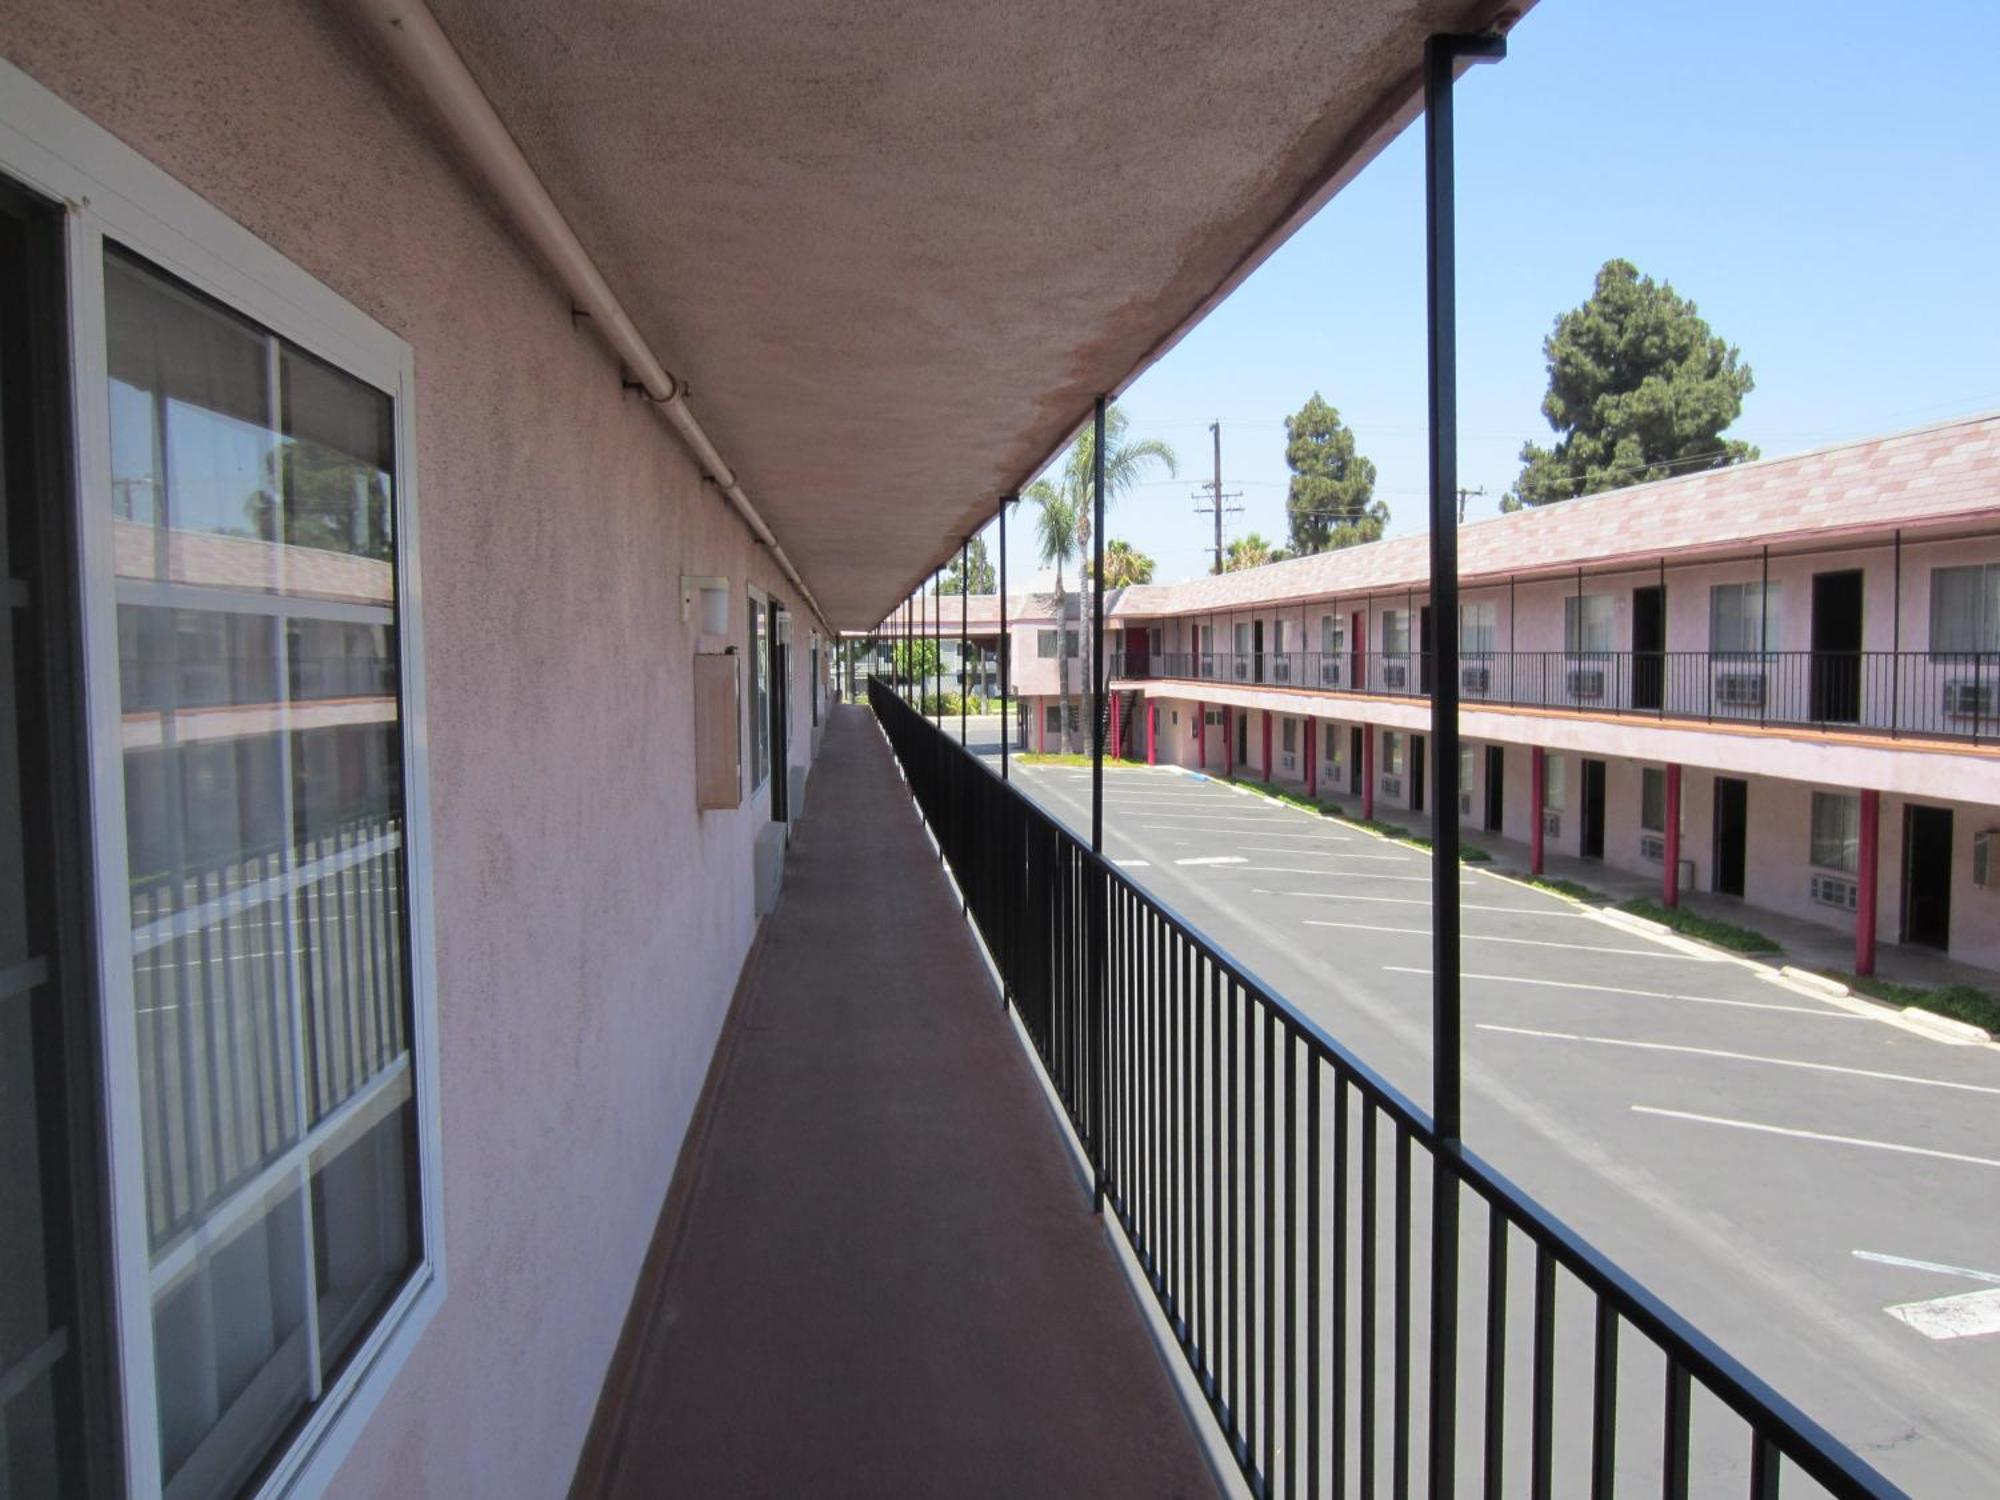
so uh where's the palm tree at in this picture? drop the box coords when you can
[1225,532,1284,572]
[1028,406,1175,749]
[1098,539,1156,587]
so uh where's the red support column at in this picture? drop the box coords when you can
[1225,709,1234,779]
[1857,788,1881,977]
[1530,745,1546,876]
[1037,698,1046,754]
[1306,717,1317,799]
[1262,711,1273,781]
[1663,763,1683,908]
[1197,701,1207,770]
[1147,701,1158,765]
[1110,692,1123,761]
[1362,725,1376,820]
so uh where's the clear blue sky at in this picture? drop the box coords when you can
[990,0,2000,588]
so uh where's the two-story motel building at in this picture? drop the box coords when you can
[991,414,2000,973]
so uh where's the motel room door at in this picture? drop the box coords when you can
[1713,777,1748,897]
[1903,804,1953,950]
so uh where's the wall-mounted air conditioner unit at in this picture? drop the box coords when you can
[1198,655,1215,678]
[1567,668,1605,700]
[1232,656,1250,680]
[1380,775,1404,800]
[1280,753,1297,773]
[1320,659,1342,687]
[1973,830,1995,887]
[1943,682,1997,718]
[1542,810,1562,839]
[1272,658,1292,683]
[1639,833,1665,863]
[1809,873,1859,910]
[1382,663,1409,689]
[1715,672,1766,707]
[1459,792,1473,817]
[1461,665,1491,695]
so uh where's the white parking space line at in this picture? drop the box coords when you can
[1176,856,1247,866]
[1153,828,1354,843]
[1854,1250,2000,1285]
[1886,1288,2000,1341]
[1237,846,1401,860]
[1478,1024,2000,1094]
[1228,866,1478,884]
[1384,967,1865,1018]
[1113,859,1151,868]
[1131,815,1315,826]
[1257,889,1564,915]
[1632,1106,2000,1170]
[1305,923,1701,960]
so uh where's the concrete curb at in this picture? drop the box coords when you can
[1778,965,1851,998]
[1898,1007,1993,1045]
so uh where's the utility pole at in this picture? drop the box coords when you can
[1196,420,1243,573]
[1455,484,1488,524]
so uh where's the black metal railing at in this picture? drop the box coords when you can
[869,674,1903,1500]
[1108,648,1999,744]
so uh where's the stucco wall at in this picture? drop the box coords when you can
[0,5,829,1496]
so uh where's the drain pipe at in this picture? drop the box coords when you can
[339,0,828,627]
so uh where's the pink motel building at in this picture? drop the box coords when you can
[1000,415,2000,974]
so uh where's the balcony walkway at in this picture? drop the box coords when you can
[580,704,1220,1499]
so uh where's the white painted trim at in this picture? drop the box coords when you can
[0,59,446,1500]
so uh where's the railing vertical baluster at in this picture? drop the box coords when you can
[1211,960,1224,1405]
[1264,1006,1277,1495]
[1750,1432,1781,1500]
[1228,977,1241,1442]
[1284,1023,1297,1500]
[1333,1073,1349,1500]
[1531,1245,1556,1500]
[1485,1200,1507,1500]
[1307,1054,1321,1500]
[1592,1298,1619,1500]
[1663,1359,1692,1500]
[1183,928,1197,1345]
[1394,1124,1412,1500]
[1361,1104,1378,1499]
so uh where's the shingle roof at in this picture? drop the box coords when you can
[1108,411,2000,617]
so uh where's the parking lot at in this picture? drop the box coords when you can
[986,743,2000,1496]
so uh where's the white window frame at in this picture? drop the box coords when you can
[0,60,446,1500]
[747,583,772,794]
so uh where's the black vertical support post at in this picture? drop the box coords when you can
[1091,394,1108,1215]
[961,537,969,746]
[1891,529,1902,736]
[1760,544,1770,728]
[1424,30,1504,1500]
[1000,498,1012,777]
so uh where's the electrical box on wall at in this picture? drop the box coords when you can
[695,651,743,810]
[682,574,732,653]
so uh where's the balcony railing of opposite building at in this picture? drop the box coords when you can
[868,675,1902,1500]
[1108,649,2000,744]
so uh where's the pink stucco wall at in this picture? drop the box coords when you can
[0,5,830,1495]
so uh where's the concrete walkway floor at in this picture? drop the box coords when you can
[580,705,1219,1500]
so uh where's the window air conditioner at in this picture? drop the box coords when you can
[1715,672,1766,707]
[1459,792,1473,817]
[1567,668,1605,700]
[1943,681,1997,718]
[1281,753,1297,773]
[1272,658,1292,683]
[1233,656,1250,681]
[1380,775,1404,799]
[1809,873,1859,911]
[1320,659,1342,687]
[1382,663,1409,690]
[1461,665,1491,695]
[1542,810,1562,839]
[1639,833,1665,863]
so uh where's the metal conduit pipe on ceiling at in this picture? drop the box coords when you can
[338,0,829,629]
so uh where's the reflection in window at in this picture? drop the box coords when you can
[105,247,419,1499]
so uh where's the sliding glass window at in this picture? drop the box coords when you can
[104,247,420,1500]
